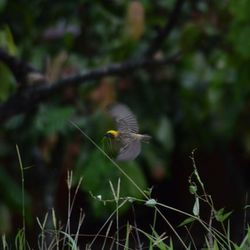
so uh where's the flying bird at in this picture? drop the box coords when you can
[105,103,151,161]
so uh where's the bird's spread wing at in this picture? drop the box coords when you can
[107,103,139,133]
[117,139,141,161]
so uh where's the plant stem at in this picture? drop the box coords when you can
[16,145,26,250]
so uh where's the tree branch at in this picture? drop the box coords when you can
[0,0,185,122]
[0,48,38,84]
[145,0,185,57]
[0,53,180,122]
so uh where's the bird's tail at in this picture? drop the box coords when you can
[141,134,151,143]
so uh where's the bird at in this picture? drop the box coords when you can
[104,103,151,161]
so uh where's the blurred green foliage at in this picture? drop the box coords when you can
[0,0,250,238]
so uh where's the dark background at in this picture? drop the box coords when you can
[0,0,250,248]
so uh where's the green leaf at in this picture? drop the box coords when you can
[0,167,30,214]
[59,231,77,250]
[74,149,147,217]
[149,226,169,250]
[214,240,219,250]
[232,243,242,250]
[205,240,219,250]
[239,226,250,248]
[0,62,16,101]
[15,229,25,250]
[166,238,174,250]
[229,0,250,22]
[189,184,197,195]
[34,105,75,136]
[214,208,232,222]
[178,217,196,227]
[0,26,17,55]
[144,187,153,197]
[229,25,250,59]
[193,197,199,216]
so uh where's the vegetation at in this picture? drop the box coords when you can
[0,0,250,249]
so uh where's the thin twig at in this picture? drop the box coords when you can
[131,204,143,250]
[74,209,85,247]
[101,220,113,250]
[184,225,197,250]
[16,145,26,250]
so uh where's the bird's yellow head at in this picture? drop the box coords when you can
[105,130,119,139]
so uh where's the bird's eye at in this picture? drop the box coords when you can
[105,133,114,139]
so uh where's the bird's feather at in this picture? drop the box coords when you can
[107,103,139,133]
[117,139,141,161]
